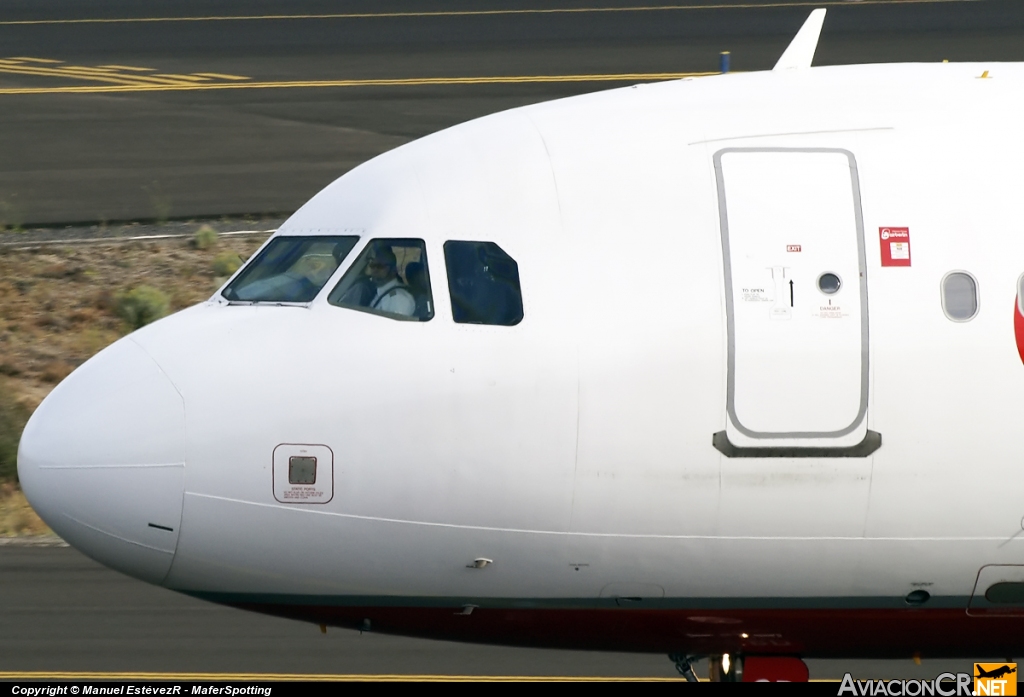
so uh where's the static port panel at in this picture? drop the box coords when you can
[273,444,333,504]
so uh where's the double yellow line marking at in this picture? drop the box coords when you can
[0,69,715,95]
[0,57,249,88]
[0,54,712,95]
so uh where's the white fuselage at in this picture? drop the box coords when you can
[19,62,1024,657]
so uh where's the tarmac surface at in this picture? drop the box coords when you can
[0,545,994,680]
[0,545,679,679]
[2,0,1024,225]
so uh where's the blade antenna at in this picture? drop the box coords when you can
[774,8,827,71]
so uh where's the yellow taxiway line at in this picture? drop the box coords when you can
[0,0,982,27]
[0,59,231,87]
[0,71,717,96]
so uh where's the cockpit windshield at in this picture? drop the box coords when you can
[328,239,433,321]
[222,236,358,303]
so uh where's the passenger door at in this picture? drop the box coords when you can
[714,148,875,454]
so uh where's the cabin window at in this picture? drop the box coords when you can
[328,239,433,321]
[443,241,523,326]
[940,271,979,322]
[222,235,358,303]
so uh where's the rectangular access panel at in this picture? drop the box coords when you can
[715,148,871,453]
[273,443,334,503]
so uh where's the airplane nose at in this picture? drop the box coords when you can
[18,337,186,585]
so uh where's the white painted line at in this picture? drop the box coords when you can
[0,228,277,247]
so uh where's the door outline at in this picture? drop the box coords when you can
[715,147,870,440]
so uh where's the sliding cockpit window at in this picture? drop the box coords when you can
[222,236,359,303]
[328,239,433,321]
[444,241,523,326]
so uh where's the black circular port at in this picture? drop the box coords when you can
[818,272,842,295]
[905,590,930,606]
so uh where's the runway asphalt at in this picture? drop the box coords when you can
[1,0,1024,225]
[0,544,678,679]
[0,545,996,680]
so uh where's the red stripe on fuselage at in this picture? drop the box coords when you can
[1015,297,1024,365]
[225,603,1024,657]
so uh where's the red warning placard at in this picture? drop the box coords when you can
[879,227,911,267]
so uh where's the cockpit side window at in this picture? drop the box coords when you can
[222,236,358,303]
[443,241,523,326]
[327,239,433,321]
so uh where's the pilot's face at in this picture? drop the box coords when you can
[367,258,394,283]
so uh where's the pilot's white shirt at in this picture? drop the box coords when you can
[371,278,416,316]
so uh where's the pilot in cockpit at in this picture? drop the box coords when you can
[359,244,416,317]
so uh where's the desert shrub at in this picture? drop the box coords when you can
[115,286,170,330]
[0,383,28,483]
[212,251,242,277]
[191,224,218,250]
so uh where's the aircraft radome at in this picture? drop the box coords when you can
[18,8,1024,682]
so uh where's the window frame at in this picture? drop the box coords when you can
[220,234,360,306]
[939,269,980,323]
[442,240,524,327]
[327,237,434,322]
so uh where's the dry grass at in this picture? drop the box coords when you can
[0,482,51,536]
[0,230,268,535]
[0,233,266,411]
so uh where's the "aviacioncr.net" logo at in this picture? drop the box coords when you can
[975,663,1017,696]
